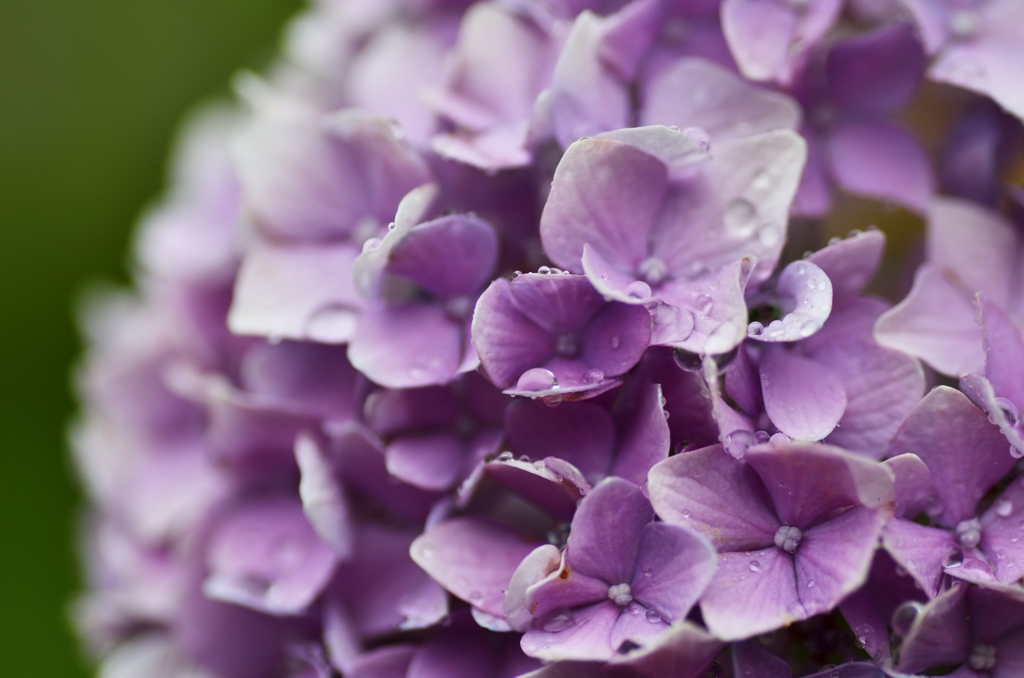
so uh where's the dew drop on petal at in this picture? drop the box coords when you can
[610,336,621,349]
[695,294,713,314]
[891,601,923,636]
[540,611,575,633]
[723,198,758,238]
[747,321,764,337]
[748,560,761,573]
[724,430,755,456]
[497,451,514,462]
[584,368,605,384]
[995,397,1020,425]
[944,545,965,569]
[995,498,1014,517]
[469,590,482,602]
[645,608,662,623]
[625,281,652,299]
[516,368,557,392]
[1012,445,1024,459]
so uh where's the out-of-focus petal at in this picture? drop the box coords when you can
[806,230,885,302]
[826,22,925,115]
[410,517,540,618]
[641,57,800,139]
[348,303,465,389]
[295,434,353,559]
[826,120,934,214]
[386,215,498,299]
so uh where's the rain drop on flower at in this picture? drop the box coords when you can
[644,608,662,623]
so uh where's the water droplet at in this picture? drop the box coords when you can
[682,126,710,151]
[754,430,770,444]
[1011,533,1020,543]
[516,368,557,392]
[891,601,923,636]
[799,320,819,338]
[769,432,791,445]
[724,430,755,456]
[682,509,691,518]
[752,169,772,191]
[758,225,780,247]
[723,198,758,238]
[645,608,662,623]
[747,321,764,336]
[748,560,761,573]
[497,451,514,462]
[538,266,552,274]
[695,294,713,314]
[469,590,482,602]
[1011,444,1024,459]
[512,270,522,278]
[807,580,815,588]
[584,368,605,384]
[387,222,396,231]
[854,624,874,649]
[924,496,945,518]
[518,454,531,462]
[948,9,979,38]
[944,545,965,569]
[995,498,1014,517]
[995,397,1019,425]
[533,460,546,470]
[672,348,702,372]
[827,236,842,246]
[610,336,621,349]
[362,237,381,252]
[540,610,575,632]
[625,280,652,299]
[643,567,652,578]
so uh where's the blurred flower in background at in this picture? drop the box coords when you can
[61,0,1024,676]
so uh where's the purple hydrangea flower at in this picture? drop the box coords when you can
[648,440,894,639]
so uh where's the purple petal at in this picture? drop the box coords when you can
[897,582,971,675]
[826,120,933,214]
[477,457,591,522]
[520,600,620,662]
[579,301,652,378]
[505,544,562,632]
[566,478,653,584]
[229,241,361,343]
[612,384,671,486]
[759,346,847,441]
[410,517,539,617]
[608,602,672,654]
[881,517,958,599]
[650,130,807,289]
[806,229,885,301]
[348,646,415,678]
[386,215,498,299]
[541,137,667,273]
[888,386,1013,527]
[472,280,556,389]
[980,295,1024,411]
[979,481,1024,585]
[745,442,894,529]
[928,9,1024,122]
[630,523,717,623]
[826,22,925,115]
[240,341,358,420]
[329,524,448,637]
[363,386,459,436]
[927,197,1019,310]
[594,125,710,178]
[884,453,936,520]
[386,433,466,491]
[700,546,801,640]
[506,273,605,334]
[349,303,465,389]
[640,57,800,139]
[526,556,613,621]
[874,263,985,376]
[608,622,722,677]
[808,299,926,457]
[295,434,353,559]
[749,260,833,343]
[720,0,798,83]
[233,112,428,241]
[731,641,792,678]
[658,257,754,355]
[648,445,780,552]
[406,614,499,678]
[203,497,338,616]
[506,400,615,484]
[790,127,833,218]
[795,506,887,617]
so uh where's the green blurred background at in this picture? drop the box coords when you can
[0,1,300,675]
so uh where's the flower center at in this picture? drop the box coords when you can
[956,518,982,549]
[607,583,633,606]
[774,525,803,553]
[555,333,578,357]
[949,9,979,39]
[969,644,997,671]
[637,256,668,286]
